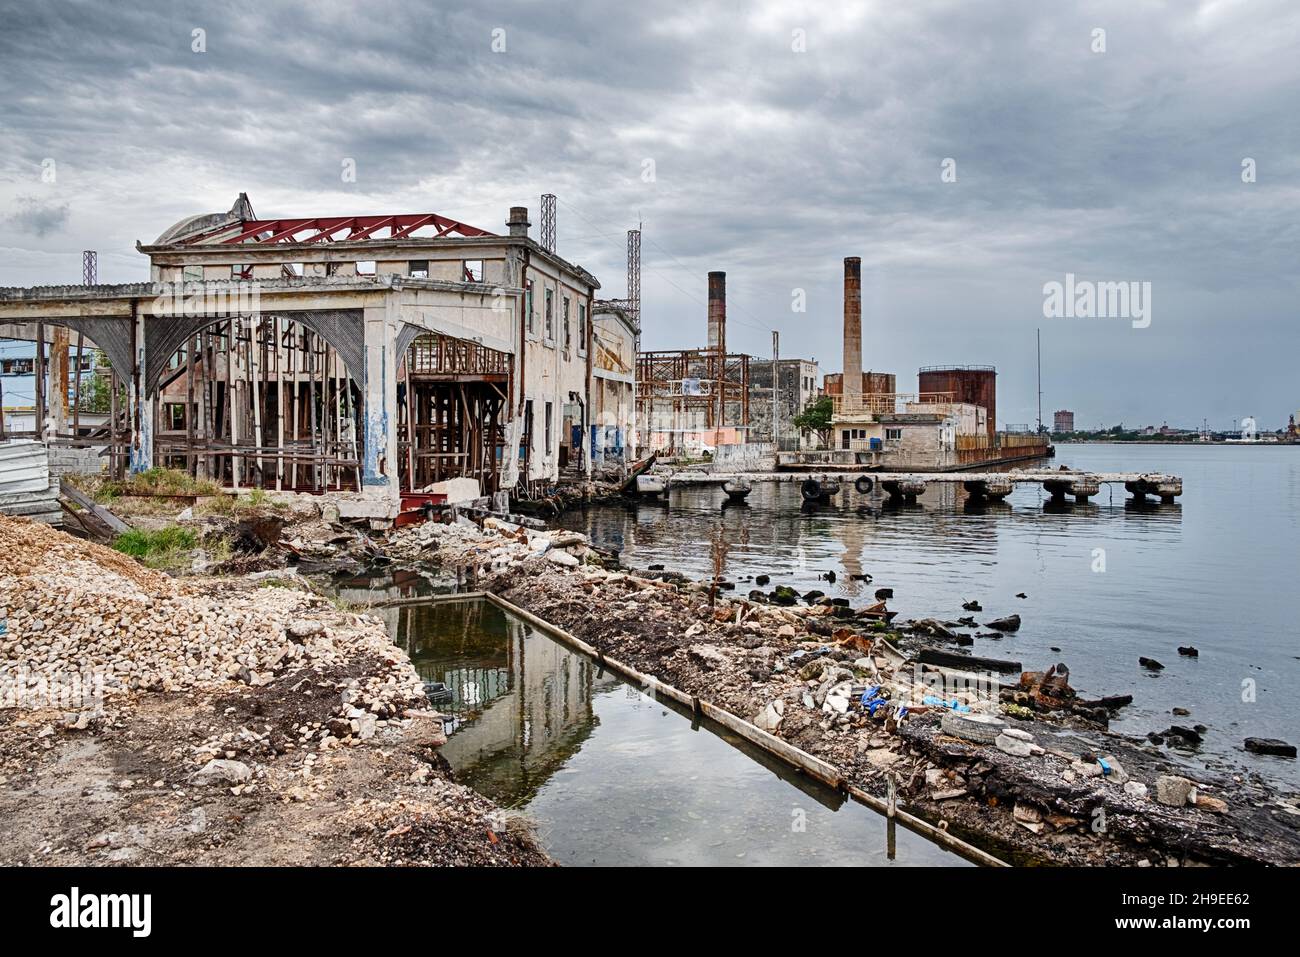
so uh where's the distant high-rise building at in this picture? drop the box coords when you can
[1053,409,1075,432]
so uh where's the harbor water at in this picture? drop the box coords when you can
[558,444,1300,789]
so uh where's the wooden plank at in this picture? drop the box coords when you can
[58,478,130,534]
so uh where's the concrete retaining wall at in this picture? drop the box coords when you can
[712,442,776,471]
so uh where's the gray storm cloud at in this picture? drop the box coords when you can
[0,0,1296,428]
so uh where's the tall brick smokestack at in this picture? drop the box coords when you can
[707,271,726,353]
[843,257,862,396]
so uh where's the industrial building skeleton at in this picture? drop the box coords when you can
[0,196,612,517]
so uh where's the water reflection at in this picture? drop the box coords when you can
[388,598,968,866]
[393,600,611,804]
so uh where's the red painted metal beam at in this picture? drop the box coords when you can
[389,214,436,239]
[181,211,495,245]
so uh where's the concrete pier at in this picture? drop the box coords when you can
[662,468,1183,504]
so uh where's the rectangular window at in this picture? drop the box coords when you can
[526,280,536,335]
[182,265,203,282]
[544,288,554,342]
[577,303,587,354]
[408,260,429,278]
[886,428,903,441]
[231,265,252,280]
[562,296,571,353]
[463,260,484,282]
[167,403,186,431]
[545,401,554,454]
[523,400,534,455]
[356,260,376,276]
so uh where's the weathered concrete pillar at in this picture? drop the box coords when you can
[361,301,400,491]
[881,478,926,502]
[129,308,154,474]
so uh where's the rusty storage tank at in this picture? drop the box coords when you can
[917,365,997,441]
[824,371,896,396]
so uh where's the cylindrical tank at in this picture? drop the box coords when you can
[918,365,997,441]
[825,371,895,396]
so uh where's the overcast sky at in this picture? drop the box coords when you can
[2,0,1297,430]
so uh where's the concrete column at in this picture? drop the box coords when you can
[129,307,154,473]
[361,301,399,491]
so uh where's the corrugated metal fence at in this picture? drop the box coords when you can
[0,440,61,525]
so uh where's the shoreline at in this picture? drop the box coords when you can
[385,515,1300,867]
[6,484,1299,867]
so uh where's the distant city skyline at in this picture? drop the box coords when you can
[2,1,1298,426]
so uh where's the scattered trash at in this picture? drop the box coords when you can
[940,711,1006,744]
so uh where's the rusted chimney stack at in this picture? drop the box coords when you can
[843,257,862,396]
[707,271,726,354]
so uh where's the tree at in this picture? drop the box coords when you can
[79,350,118,414]
[793,395,834,448]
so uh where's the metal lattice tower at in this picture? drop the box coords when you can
[540,193,556,253]
[82,250,97,285]
[626,226,641,334]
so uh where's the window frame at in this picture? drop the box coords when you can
[544,288,555,345]
[526,280,536,337]
[562,296,571,355]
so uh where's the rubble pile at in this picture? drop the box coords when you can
[402,515,1300,866]
[384,515,602,571]
[0,513,550,866]
[0,514,383,705]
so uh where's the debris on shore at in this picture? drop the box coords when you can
[379,515,1300,867]
[0,514,549,866]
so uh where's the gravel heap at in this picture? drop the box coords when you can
[0,515,420,713]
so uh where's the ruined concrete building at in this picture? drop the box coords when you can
[746,359,821,450]
[636,269,821,456]
[0,194,633,518]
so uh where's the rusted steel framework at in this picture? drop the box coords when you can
[636,348,750,451]
[407,334,512,379]
[179,213,494,246]
[398,333,511,495]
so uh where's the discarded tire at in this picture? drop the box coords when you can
[854,476,874,495]
[801,479,824,501]
[940,711,1007,745]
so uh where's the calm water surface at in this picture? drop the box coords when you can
[558,444,1300,789]
[383,599,968,867]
